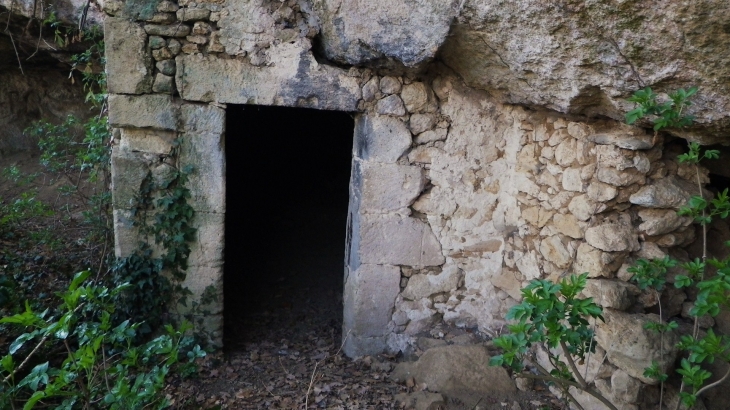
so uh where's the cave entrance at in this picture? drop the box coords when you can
[223,105,353,348]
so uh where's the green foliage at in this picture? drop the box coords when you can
[112,161,197,336]
[623,87,730,408]
[489,274,603,376]
[627,256,677,291]
[0,272,205,409]
[0,192,54,238]
[1,17,203,409]
[625,86,697,131]
[28,116,110,182]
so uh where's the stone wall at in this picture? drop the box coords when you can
[105,1,730,408]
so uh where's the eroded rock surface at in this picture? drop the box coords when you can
[440,0,730,141]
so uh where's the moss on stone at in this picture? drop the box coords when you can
[124,0,162,21]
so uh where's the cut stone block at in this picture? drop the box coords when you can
[177,263,224,315]
[359,215,445,267]
[181,103,225,135]
[359,161,425,212]
[119,128,177,155]
[111,149,150,209]
[109,94,179,130]
[113,209,139,258]
[354,114,412,163]
[105,18,152,94]
[187,212,225,267]
[175,43,360,110]
[342,264,400,356]
[178,131,225,213]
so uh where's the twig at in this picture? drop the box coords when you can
[5,30,25,75]
[304,329,351,408]
[3,305,84,383]
[695,366,730,398]
[304,360,319,408]
[560,340,587,388]
[516,372,618,410]
[532,361,585,410]
[3,332,51,383]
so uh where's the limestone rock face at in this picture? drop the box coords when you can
[1,0,103,25]
[438,0,730,141]
[585,222,640,252]
[314,0,460,67]
[595,309,678,384]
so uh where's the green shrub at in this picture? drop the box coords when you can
[0,271,205,409]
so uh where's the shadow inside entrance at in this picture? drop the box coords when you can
[223,105,353,350]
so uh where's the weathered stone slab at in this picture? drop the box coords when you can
[630,177,694,209]
[409,113,438,135]
[119,128,177,154]
[391,345,516,398]
[112,209,139,258]
[342,264,400,356]
[539,235,572,268]
[587,132,653,150]
[360,161,425,212]
[111,148,150,209]
[176,7,210,21]
[359,215,445,267]
[144,23,191,37]
[105,18,153,94]
[573,243,625,278]
[401,265,459,300]
[175,40,360,110]
[595,309,678,384]
[596,166,645,187]
[637,208,693,236]
[109,94,179,130]
[581,279,638,310]
[552,213,583,239]
[315,0,459,66]
[585,222,639,252]
[354,115,412,163]
[178,131,225,213]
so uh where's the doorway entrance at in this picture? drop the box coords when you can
[224,105,354,347]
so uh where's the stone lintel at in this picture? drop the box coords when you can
[175,41,360,110]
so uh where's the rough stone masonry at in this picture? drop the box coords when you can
[97,0,730,408]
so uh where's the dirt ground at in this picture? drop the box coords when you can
[163,268,565,410]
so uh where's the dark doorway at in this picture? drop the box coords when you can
[224,105,354,348]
